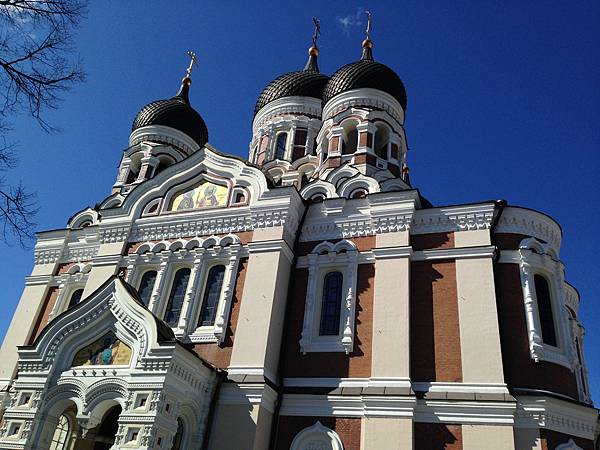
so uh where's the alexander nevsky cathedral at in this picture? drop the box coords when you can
[0,14,597,450]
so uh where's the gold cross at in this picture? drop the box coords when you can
[185,51,198,78]
[312,17,321,47]
[365,10,372,40]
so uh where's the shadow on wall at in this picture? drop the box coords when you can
[414,423,461,449]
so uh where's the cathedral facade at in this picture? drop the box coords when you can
[0,29,597,450]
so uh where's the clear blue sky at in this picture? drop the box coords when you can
[1,1,598,398]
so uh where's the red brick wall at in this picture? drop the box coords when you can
[275,416,361,450]
[193,258,247,368]
[540,429,595,450]
[415,423,463,449]
[410,261,463,382]
[493,263,579,399]
[411,232,455,250]
[282,264,374,378]
[29,287,59,344]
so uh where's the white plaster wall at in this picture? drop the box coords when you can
[0,263,55,384]
[462,425,515,450]
[361,417,413,450]
[229,246,291,378]
[209,403,260,450]
[82,242,127,297]
[372,257,410,378]
[455,255,505,383]
[513,428,542,450]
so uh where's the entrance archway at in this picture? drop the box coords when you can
[91,405,122,450]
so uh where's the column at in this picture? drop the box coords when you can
[176,249,205,336]
[0,261,56,394]
[371,231,412,382]
[147,253,171,314]
[454,230,505,383]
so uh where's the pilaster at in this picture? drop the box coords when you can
[454,230,505,383]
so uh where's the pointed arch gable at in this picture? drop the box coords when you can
[17,277,176,375]
[99,146,269,220]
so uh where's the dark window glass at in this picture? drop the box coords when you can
[535,275,557,346]
[137,270,157,306]
[164,268,191,326]
[343,129,358,155]
[68,289,84,308]
[171,418,184,450]
[198,265,226,327]
[275,134,287,160]
[319,272,343,336]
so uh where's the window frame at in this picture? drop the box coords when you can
[518,238,574,368]
[299,240,359,354]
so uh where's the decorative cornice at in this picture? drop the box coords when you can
[411,204,496,235]
[514,396,598,440]
[322,88,404,126]
[253,96,323,132]
[495,206,562,254]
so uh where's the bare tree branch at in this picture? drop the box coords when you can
[0,0,86,246]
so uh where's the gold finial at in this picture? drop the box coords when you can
[185,50,198,80]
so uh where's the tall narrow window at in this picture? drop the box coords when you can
[171,418,185,450]
[198,265,226,327]
[319,272,343,336]
[275,133,287,160]
[137,270,157,306]
[68,289,84,309]
[49,414,70,450]
[164,268,191,327]
[534,275,557,346]
[342,129,358,155]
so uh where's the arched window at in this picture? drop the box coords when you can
[137,270,157,306]
[342,129,358,155]
[68,289,84,309]
[198,265,226,327]
[164,268,191,326]
[374,125,390,158]
[319,272,343,336]
[171,418,185,450]
[275,133,287,160]
[49,414,70,450]
[534,275,557,346]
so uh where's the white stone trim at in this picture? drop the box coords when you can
[501,238,575,370]
[129,125,198,154]
[514,396,598,440]
[290,421,344,450]
[322,88,405,126]
[252,97,322,133]
[495,206,562,255]
[299,240,359,354]
[218,382,278,413]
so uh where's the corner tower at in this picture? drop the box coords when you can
[113,52,209,194]
[317,13,409,183]
[250,19,329,187]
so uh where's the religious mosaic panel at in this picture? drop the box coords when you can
[71,332,132,367]
[168,180,229,212]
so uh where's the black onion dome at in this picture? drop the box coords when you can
[132,79,208,148]
[254,48,329,117]
[322,43,407,110]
